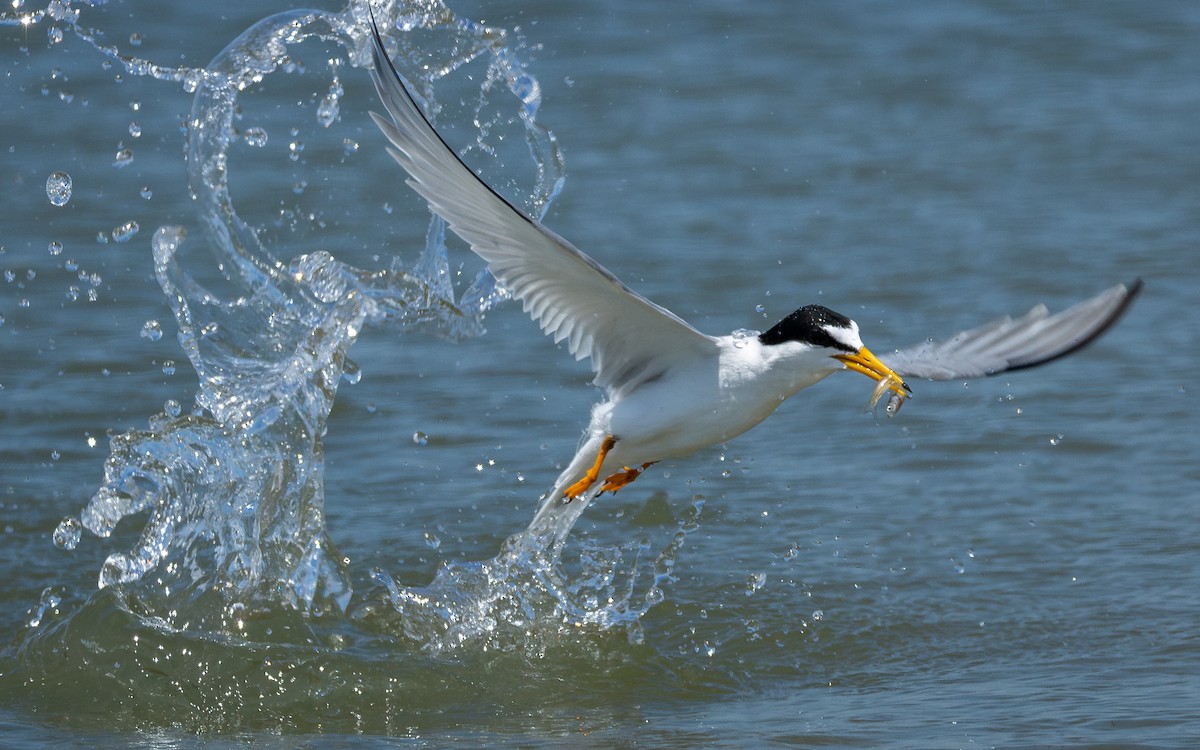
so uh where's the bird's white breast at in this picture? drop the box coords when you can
[602,335,839,465]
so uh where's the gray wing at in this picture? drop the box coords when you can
[367,20,716,395]
[882,280,1142,380]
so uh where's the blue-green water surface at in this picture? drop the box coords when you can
[2,1,1198,747]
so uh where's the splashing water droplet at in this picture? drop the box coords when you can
[113,148,134,168]
[730,328,758,349]
[46,171,72,206]
[288,139,304,161]
[26,587,62,629]
[412,431,429,446]
[47,240,63,256]
[53,516,82,550]
[161,360,176,376]
[129,32,142,47]
[140,319,163,341]
[317,93,339,127]
[423,531,441,550]
[129,122,142,138]
[242,127,268,147]
[139,186,153,200]
[745,571,767,595]
[163,399,182,418]
[111,221,139,243]
[47,26,63,44]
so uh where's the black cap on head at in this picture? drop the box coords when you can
[759,305,857,351]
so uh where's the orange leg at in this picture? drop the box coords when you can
[600,462,657,494]
[563,435,617,500]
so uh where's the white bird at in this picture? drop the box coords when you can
[366,20,1140,509]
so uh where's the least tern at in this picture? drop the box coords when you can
[367,20,1140,504]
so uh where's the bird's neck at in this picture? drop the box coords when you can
[718,336,838,400]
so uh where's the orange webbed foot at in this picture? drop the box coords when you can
[599,461,656,494]
[563,436,617,501]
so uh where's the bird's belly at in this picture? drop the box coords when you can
[605,377,783,464]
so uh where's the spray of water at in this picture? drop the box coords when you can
[9,0,701,656]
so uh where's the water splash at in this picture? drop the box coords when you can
[44,170,71,206]
[13,0,694,666]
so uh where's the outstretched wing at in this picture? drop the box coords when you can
[881,280,1142,380]
[367,20,716,395]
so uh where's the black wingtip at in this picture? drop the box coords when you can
[1001,278,1143,375]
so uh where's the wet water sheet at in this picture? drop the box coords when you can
[2,0,1199,746]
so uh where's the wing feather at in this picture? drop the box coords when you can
[882,280,1142,380]
[367,20,715,395]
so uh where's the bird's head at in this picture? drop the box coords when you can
[758,305,911,399]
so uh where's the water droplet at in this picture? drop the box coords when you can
[63,258,78,272]
[745,571,767,595]
[128,122,141,138]
[111,221,139,243]
[755,304,766,314]
[163,399,181,418]
[423,531,441,549]
[412,431,428,446]
[730,328,759,348]
[47,240,63,256]
[139,186,153,200]
[129,99,140,112]
[112,148,133,168]
[26,587,62,629]
[128,32,142,47]
[45,171,72,206]
[811,609,824,621]
[98,553,132,589]
[140,319,162,341]
[46,0,70,21]
[47,26,63,44]
[317,93,339,127]
[242,127,268,147]
[288,139,304,161]
[161,360,176,376]
[1049,433,1064,447]
[342,138,359,156]
[53,516,81,550]
[58,90,74,104]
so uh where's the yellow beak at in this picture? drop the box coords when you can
[833,346,912,398]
